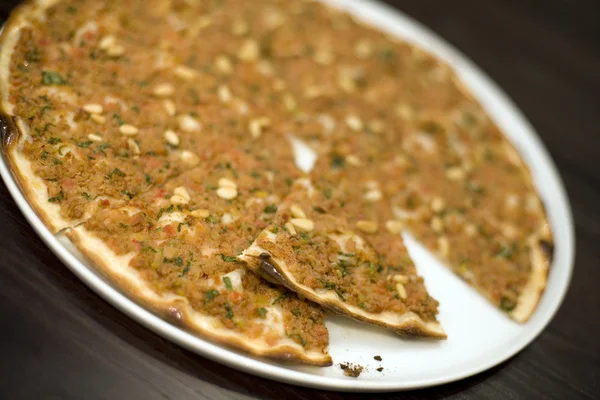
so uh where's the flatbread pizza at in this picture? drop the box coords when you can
[240,178,445,338]
[1,0,556,366]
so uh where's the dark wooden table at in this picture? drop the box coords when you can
[1,1,599,399]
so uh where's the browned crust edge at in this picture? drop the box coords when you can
[511,239,552,322]
[1,116,68,232]
[66,227,332,366]
[0,0,72,233]
[240,250,446,339]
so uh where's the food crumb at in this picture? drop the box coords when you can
[377,367,384,372]
[374,355,382,361]
[339,362,364,378]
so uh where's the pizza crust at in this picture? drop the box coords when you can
[0,0,77,233]
[240,243,446,339]
[511,236,552,322]
[66,226,332,366]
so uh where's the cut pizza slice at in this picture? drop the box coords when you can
[66,201,331,366]
[239,178,445,338]
[384,105,553,322]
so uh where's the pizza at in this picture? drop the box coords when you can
[240,177,445,338]
[0,0,553,364]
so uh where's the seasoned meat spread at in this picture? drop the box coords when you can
[1,0,553,361]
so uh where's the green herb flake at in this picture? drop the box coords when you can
[145,174,153,184]
[47,137,61,145]
[500,296,516,312]
[257,307,268,318]
[378,48,396,62]
[223,276,233,290]
[205,289,220,301]
[107,168,125,179]
[299,232,311,241]
[219,254,237,263]
[274,292,290,304]
[163,256,183,267]
[48,191,64,203]
[331,153,345,169]
[290,333,306,347]
[496,244,516,260]
[77,140,93,148]
[141,242,157,253]
[224,303,234,319]
[97,142,110,153]
[179,264,191,277]
[81,192,96,201]
[112,113,125,126]
[263,204,278,214]
[41,71,67,86]
[318,279,336,290]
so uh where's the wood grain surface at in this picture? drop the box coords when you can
[1,1,599,399]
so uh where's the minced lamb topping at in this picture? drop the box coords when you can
[2,0,552,350]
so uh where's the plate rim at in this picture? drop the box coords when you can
[0,0,575,392]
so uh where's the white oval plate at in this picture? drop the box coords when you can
[0,0,574,392]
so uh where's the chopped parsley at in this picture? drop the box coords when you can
[179,264,191,277]
[500,297,516,312]
[145,174,153,184]
[318,279,336,290]
[163,256,183,267]
[47,137,61,144]
[223,276,233,290]
[273,292,290,304]
[263,204,278,214]
[331,153,345,169]
[205,289,220,301]
[41,71,67,85]
[224,303,234,319]
[156,204,174,220]
[107,168,125,179]
[48,191,64,203]
[219,254,237,263]
[141,242,157,253]
[289,333,306,347]
[76,140,93,148]
[204,214,220,224]
[177,222,190,232]
[496,244,516,260]
[257,307,268,318]
[121,190,135,199]
[97,142,110,154]
[378,48,396,62]
[112,113,125,126]
[81,192,96,201]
